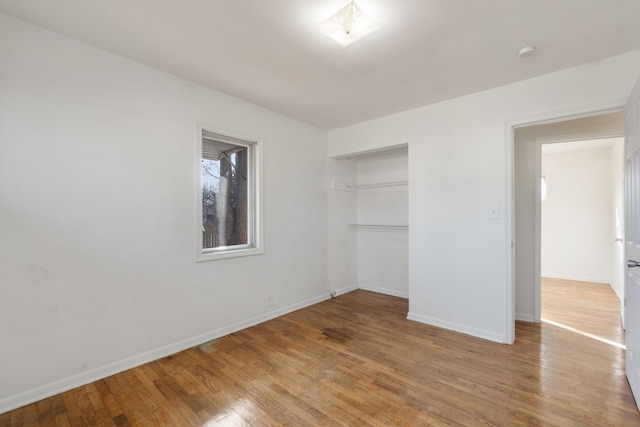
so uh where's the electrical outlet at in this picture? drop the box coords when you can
[267,295,273,307]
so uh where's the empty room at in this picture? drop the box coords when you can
[2,1,640,425]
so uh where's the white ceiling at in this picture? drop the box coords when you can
[1,0,640,130]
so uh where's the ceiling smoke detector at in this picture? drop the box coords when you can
[518,46,536,58]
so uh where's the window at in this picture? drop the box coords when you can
[198,126,262,261]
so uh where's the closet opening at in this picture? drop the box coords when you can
[328,144,409,299]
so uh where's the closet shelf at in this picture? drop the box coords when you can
[348,224,409,231]
[346,180,408,190]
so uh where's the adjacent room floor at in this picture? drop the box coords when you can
[2,283,639,426]
[541,276,625,347]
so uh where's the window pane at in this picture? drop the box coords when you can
[202,139,249,249]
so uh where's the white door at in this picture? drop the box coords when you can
[625,76,640,407]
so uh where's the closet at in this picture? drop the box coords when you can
[328,145,408,298]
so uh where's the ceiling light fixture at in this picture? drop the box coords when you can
[316,1,381,47]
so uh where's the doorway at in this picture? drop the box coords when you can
[539,138,626,346]
[513,111,625,330]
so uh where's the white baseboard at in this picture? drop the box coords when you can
[0,292,330,415]
[515,312,536,322]
[357,284,408,299]
[332,284,358,296]
[609,283,624,302]
[541,274,609,284]
[406,312,505,344]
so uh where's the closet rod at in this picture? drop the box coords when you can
[347,224,409,231]
[346,180,408,190]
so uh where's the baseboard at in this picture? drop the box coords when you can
[541,274,609,284]
[332,283,358,296]
[0,292,330,415]
[515,312,536,322]
[406,312,505,344]
[357,284,408,299]
[611,283,624,302]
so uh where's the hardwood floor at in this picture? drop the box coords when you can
[541,277,625,346]
[1,287,639,426]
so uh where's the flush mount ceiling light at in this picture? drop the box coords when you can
[316,1,381,47]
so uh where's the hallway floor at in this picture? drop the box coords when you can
[541,277,624,347]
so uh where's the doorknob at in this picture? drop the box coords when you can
[629,260,640,268]
[615,237,624,242]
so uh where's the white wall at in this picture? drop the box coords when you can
[326,157,358,295]
[541,145,614,283]
[0,14,328,412]
[513,127,539,322]
[329,50,640,343]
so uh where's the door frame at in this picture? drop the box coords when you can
[505,101,626,343]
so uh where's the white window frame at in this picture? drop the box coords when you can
[197,124,263,262]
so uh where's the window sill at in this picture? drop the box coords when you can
[197,246,264,262]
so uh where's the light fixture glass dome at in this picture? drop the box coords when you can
[316,1,381,47]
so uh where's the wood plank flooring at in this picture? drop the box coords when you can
[542,276,625,346]
[1,287,639,426]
